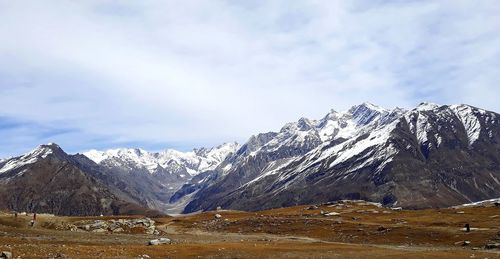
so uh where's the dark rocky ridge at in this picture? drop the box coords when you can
[0,144,161,216]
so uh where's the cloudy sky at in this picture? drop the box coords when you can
[0,0,499,157]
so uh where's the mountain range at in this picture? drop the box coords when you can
[0,102,498,215]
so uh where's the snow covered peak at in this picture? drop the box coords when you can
[415,102,440,111]
[83,149,107,163]
[348,102,390,126]
[0,143,58,174]
[349,102,388,115]
[83,142,239,176]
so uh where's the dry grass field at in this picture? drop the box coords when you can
[1,201,499,258]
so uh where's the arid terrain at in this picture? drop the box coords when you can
[1,200,499,259]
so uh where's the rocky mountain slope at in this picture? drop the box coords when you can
[0,144,159,216]
[179,103,500,212]
[1,102,498,215]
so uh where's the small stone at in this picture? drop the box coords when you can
[0,251,12,259]
[149,237,171,246]
[454,241,471,246]
[112,227,124,233]
[377,226,389,232]
[484,243,499,249]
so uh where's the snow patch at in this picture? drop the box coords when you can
[0,145,54,174]
[450,105,482,145]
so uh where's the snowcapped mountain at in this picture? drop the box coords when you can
[84,142,239,177]
[1,102,498,216]
[180,102,500,212]
[0,143,56,176]
[80,142,239,213]
[0,143,158,216]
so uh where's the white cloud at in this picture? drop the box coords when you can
[0,0,499,155]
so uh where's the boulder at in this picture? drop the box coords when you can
[215,214,222,219]
[90,220,108,229]
[146,226,156,235]
[0,251,12,259]
[149,237,171,246]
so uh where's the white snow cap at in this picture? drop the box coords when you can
[415,102,440,111]
[0,144,55,174]
[83,142,240,175]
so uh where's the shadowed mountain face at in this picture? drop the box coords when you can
[0,144,160,216]
[0,103,498,216]
[180,103,500,213]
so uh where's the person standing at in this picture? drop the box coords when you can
[31,212,37,227]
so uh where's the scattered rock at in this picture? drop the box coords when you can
[149,237,171,246]
[484,243,499,249]
[323,212,341,216]
[74,217,159,234]
[454,240,471,246]
[391,207,403,211]
[146,226,156,235]
[112,227,124,233]
[377,226,390,232]
[0,251,12,259]
[306,205,319,210]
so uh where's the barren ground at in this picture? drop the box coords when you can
[1,201,499,258]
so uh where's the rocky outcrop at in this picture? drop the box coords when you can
[71,218,160,235]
